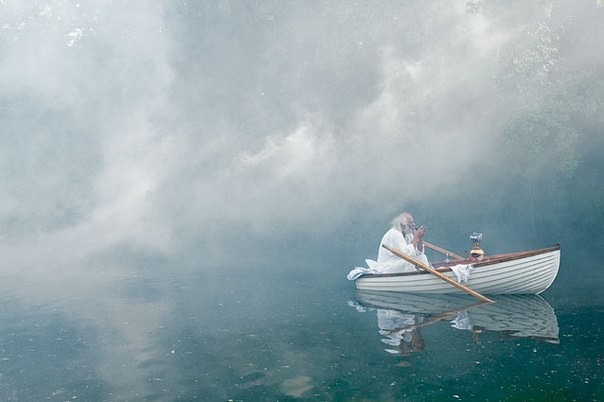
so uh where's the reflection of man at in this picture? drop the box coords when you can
[376,309,425,356]
[376,212,429,273]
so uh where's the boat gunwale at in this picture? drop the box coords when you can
[356,244,560,279]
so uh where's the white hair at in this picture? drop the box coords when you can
[391,212,412,232]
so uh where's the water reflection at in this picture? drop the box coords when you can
[0,264,597,400]
[376,309,426,357]
[350,292,560,358]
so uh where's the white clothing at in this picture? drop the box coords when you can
[346,266,380,280]
[377,309,417,333]
[377,309,425,355]
[376,228,429,273]
[450,264,474,284]
[450,311,473,331]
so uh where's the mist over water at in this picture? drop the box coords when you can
[0,1,603,400]
[1,0,602,269]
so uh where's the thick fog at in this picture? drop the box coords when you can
[1,1,603,272]
[1,2,602,399]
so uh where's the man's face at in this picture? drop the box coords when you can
[402,214,415,234]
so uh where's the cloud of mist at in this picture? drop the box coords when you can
[1,0,602,270]
[1,2,602,397]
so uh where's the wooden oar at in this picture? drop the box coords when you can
[381,244,494,303]
[424,241,464,260]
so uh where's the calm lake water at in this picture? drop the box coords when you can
[0,254,601,401]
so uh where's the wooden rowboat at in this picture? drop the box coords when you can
[354,245,560,294]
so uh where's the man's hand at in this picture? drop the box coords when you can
[414,225,426,241]
[412,225,426,253]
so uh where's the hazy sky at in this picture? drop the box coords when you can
[1,0,602,270]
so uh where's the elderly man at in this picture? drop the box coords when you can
[375,212,429,273]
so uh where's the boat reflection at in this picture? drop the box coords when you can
[350,291,559,357]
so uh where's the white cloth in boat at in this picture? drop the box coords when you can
[346,258,418,280]
[346,265,380,280]
[347,261,474,283]
[449,264,473,284]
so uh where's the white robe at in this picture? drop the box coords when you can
[374,228,429,273]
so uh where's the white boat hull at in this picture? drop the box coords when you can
[355,245,560,294]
